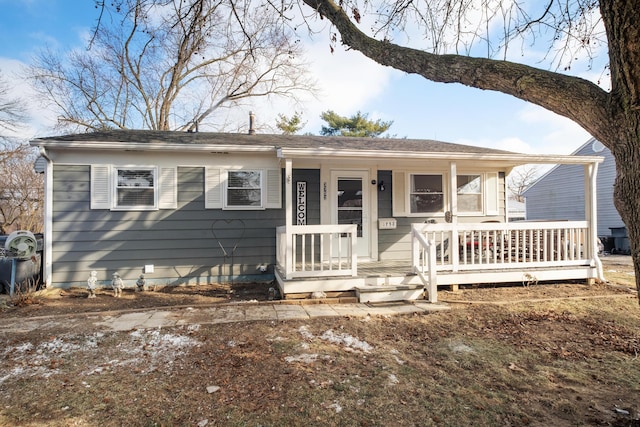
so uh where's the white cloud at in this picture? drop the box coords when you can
[242,30,396,134]
[453,103,591,156]
[455,136,534,153]
[0,57,57,140]
[516,105,591,154]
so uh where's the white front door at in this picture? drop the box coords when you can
[331,170,371,258]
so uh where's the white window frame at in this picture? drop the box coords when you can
[91,164,176,211]
[205,166,281,210]
[456,173,483,215]
[408,173,446,216]
[112,166,159,211]
[393,170,498,217]
[224,169,265,210]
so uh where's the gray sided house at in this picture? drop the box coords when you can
[524,138,624,249]
[31,131,604,303]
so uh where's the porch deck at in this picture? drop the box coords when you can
[275,220,603,303]
[275,259,598,302]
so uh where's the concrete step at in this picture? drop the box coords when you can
[355,283,424,303]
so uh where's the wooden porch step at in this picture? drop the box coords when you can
[355,283,425,304]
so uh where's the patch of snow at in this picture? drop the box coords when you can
[1,329,201,382]
[298,325,315,340]
[389,349,406,365]
[449,341,475,354]
[284,353,319,364]
[387,373,399,385]
[320,330,373,353]
[326,401,343,413]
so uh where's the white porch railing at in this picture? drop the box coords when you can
[410,231,438,303]
[411,221,594,273]
[276,224,358,280]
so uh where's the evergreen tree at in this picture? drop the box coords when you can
[319,110,392,137]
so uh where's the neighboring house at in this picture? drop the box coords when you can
[524,138,625,250]
[507,197,526,222]
[31,130,604,302]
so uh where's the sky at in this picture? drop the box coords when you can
[0,0,603,156]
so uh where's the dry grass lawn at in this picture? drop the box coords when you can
[0,255,638,426]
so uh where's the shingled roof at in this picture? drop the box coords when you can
[33,129,514,155]
[32,130,605,167]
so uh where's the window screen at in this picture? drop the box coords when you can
[410,174,444,214]
[116,169,155,207]
[457,174,482,212]
[226,170,262,207]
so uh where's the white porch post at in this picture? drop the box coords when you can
[285,158,294,279]
[449,161,459,272]
[585,162,604,281]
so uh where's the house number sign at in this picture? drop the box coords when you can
[297,181,307,225]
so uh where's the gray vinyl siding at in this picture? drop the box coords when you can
[377,170,506,261]
[51,165,285,287]
[524,141,622,237]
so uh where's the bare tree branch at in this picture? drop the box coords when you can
[28,0,316,132]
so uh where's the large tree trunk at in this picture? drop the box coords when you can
[612,135,640,297]
[600,0,640,298]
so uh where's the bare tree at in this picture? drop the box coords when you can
[27,0,316,132]
[0,72,26,137]
[508,166,540,203]
[293,0,640,299]
[0,142,44,234]
[0,72,43,234]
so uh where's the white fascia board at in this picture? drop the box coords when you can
[277,147,604,166]
[31,140,276,154]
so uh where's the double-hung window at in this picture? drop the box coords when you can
[226,170,262,208]
[409,174,444,214]
[393,171,498,217]
[205,167,281,210]
[115,168,156,208]
[457,174,482,213]
[91,165,176,210]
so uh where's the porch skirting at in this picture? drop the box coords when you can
[275,261,599,303]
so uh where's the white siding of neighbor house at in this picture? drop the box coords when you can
[524,139,623,237]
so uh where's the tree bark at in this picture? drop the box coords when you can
[302,0,640,299]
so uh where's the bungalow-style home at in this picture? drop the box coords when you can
[31,130,604,303]
[524,138,626,252]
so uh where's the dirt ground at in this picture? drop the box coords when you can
[1,255,636,318]
[0,256,638,426]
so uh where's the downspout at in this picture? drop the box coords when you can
[38,146,53,288]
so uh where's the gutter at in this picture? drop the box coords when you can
[31,140,276,153]
[38,147,53,288]
[277,147,605,166]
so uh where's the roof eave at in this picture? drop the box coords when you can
[277,147,604,165]
[30,139,275,153]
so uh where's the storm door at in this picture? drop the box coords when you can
[331,171,371,258]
